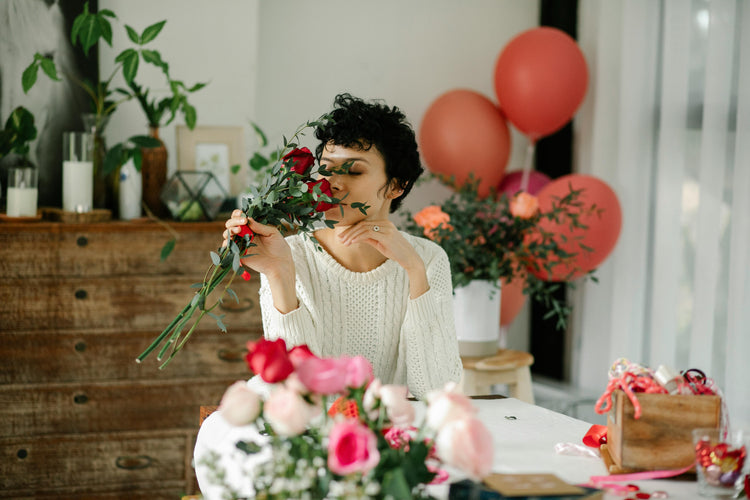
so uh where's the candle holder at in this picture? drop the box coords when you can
[5,166,38,217]
[62,131,94,213]
[160,171,228,221]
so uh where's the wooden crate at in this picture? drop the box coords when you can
[604,390,721,471]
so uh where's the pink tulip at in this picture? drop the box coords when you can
[435,416,493,479]
[218,381,261,426]
[264,386,319,436]
[343,356,374,388]
[379,385,415,428]
[296,357,348,395]
[327,420,380,476]
[425,384,477,431]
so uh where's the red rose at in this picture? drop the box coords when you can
[245,338,294,383]
[283,147,315,175]
[306,178,336,212]
[237,225,254,240]
[288,344,316,368]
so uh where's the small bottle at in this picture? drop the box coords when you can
[654,365,682,394]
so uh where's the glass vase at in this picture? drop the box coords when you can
[81,113,111,211]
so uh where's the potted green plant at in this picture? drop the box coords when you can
[0,107,37,165]
[21,2,205,215]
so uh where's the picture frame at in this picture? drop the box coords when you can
[176,125,246,196]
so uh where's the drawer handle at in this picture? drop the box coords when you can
[17,449,27,459]
[219,297,254,313]
[75,289,88,300]
[76,236,88,247]
[217,348,247,363]
[115,455,153,470]
[73,394,88,404]
[74,341,87,352]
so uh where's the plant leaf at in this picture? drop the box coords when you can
[21,62,38,93]
[210,251,221,266]
[39,57,60,81]
[160,238,176,261]
[125,24,140,44]
[97,15,113,46]
[183,103,197,129]
[129,135,160,148]
[140,20,166,44]
[118,49,140,83]
[77,15,101,56]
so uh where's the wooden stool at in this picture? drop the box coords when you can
[460,349,535,403]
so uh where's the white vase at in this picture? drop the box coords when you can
[453,280,502,357]
[118,158,142,220]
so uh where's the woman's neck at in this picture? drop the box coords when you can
[314,227,388,273]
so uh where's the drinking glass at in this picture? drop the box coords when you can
[693,427,749,497]
[6,167,38,217]
[62,131,94,213]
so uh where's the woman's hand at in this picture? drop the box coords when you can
[222,210,298,313]
[337,219,429,298]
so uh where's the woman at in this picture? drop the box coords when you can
[223,94,461,399]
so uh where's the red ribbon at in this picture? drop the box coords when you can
[582,424,608,448]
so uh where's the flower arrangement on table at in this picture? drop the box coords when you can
[200,338,493,499]
[137,117,365,368]
[403,175,598,328]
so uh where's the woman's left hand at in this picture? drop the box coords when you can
[337,219,425,276]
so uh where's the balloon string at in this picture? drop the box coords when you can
[520,140,536,192]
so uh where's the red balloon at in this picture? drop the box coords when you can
[497,169,551,197]
[528,174,622,281]
[500,275,527,327]
[419,89,511,198]
[494,27,588,141]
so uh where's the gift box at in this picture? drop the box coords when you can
[603,390,721,472]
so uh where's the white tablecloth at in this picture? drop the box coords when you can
[194,398,704,499]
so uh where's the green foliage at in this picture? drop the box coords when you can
[21,1,207,172]
[403,174,597,329]
[0,107,37,160]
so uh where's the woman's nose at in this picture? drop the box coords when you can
[329,174,344,192]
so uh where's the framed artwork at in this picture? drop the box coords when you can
[176,125,246,196]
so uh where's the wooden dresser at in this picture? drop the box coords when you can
[0,220,262,499]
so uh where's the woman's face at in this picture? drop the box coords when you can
[319,141,395,225]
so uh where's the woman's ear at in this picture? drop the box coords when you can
[387,180,405,199]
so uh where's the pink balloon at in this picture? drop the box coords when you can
[497,170,551,197]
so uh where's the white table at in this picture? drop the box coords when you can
[194,398,704,499]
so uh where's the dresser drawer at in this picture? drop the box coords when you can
[0,380,238,437]
[0,221,226,278]
[0,275,262,331]
[0,431,193,495]
[0,330,258,384]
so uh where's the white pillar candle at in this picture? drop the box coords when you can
[6,186,38,217]
[63,160,93,213]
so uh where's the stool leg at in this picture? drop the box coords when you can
[461,369,478,396]
[510,366,534,404]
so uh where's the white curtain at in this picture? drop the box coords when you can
[573,0,750,428]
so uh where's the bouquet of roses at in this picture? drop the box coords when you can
[137,117,366,368]
[200,338,494,499]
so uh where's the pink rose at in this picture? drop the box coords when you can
[245,338,294,384]
[425,383,477,431]
[296,357,348,395]
[306,178,336,212]
[414,205,453,240]
[435,416,493,479]
[384,426,413,450]
[283,147,315,175]
[218,380,261,426]
[263,385,319,436]
[327,420,380,476]
[379,385,415,428]
[343,356,374,389]
[510,192,539,219]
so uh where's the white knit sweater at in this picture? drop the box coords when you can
[258,231,463,399]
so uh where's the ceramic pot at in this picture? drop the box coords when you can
[141,126,169,218]
[453,280,502,357]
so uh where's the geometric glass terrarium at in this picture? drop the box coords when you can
[160,171,229,221]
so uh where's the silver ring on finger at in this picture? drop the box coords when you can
[373,225,380,232]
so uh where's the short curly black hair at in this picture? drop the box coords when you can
[315,93,423,213]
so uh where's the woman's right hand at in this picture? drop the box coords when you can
[222,210,294,282]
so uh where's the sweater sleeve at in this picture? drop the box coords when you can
[258,273,322,354]
[399,244,463,399]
